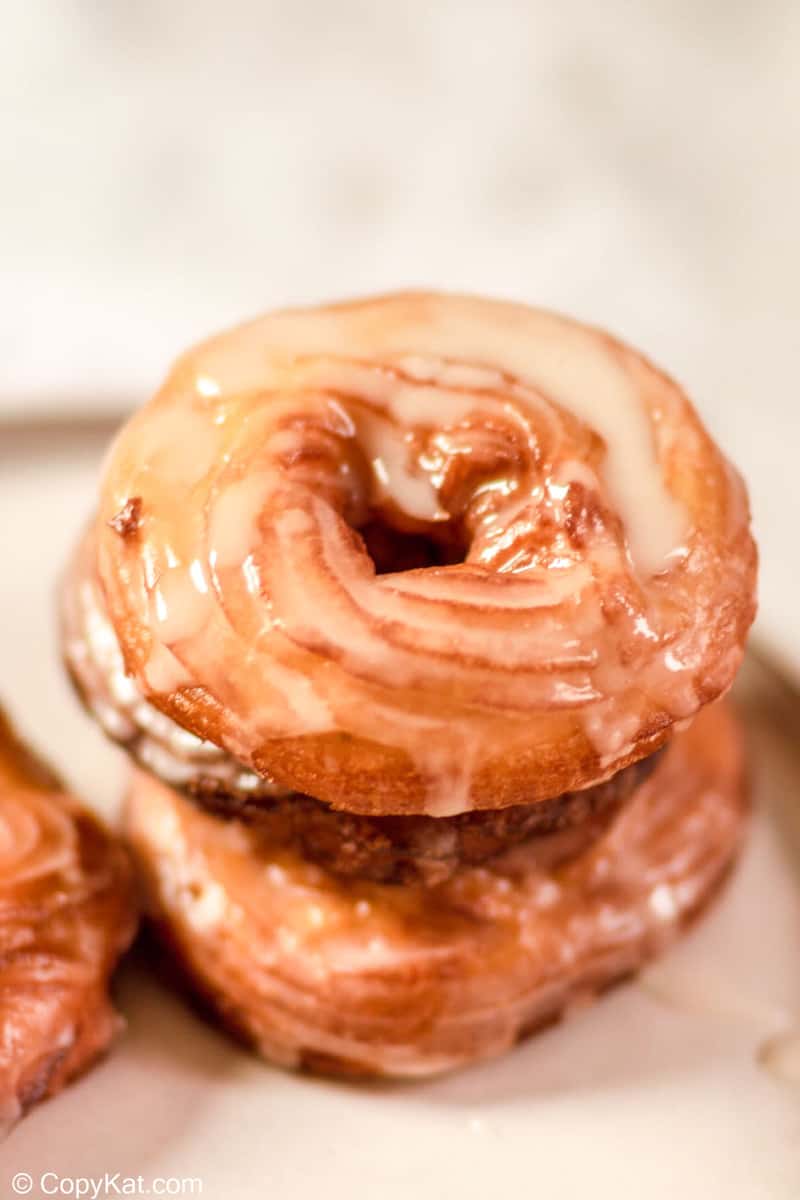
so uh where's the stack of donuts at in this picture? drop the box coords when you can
[62,293,757,1078]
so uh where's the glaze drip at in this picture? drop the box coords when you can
[88,293,756,814]
[126,701,748,1078]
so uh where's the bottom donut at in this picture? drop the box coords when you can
[0,709,137,1124]
[126,703,747,1080]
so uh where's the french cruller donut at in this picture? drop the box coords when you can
[126,703,746,1078]
[0,708,136,1122]
[62,292,756,1077]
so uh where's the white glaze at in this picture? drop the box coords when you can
[125,702,747,1079]
[92,294,756,813]
[189,296,689,572]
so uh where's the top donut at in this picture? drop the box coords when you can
[89,293,757,816]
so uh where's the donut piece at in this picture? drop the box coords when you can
[0,709,137,1125]
[61,541,660,882]
[126,703,747,1079]
[68,293,756,817]
[181,749,660,885]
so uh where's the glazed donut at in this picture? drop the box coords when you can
[0,708,136,1125]
[63,292,756,817]
[178,749,660,885]
[61,534,658,882]
[126,703,747,1079]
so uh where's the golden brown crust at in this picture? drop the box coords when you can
[186,750,662,884]
[0,708,137,1124]
[58,552,661,879]
[126,703,747,1079]
[64,293,756,817]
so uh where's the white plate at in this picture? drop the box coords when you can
[2,423,800,1199]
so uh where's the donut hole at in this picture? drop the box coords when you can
[358,514,468,575]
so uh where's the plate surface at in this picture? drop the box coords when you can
[2,424,800,1199]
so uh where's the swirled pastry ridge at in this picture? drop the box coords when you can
[126,703,747,1079]
[72,293,756,817]
[0,709,137,1126]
